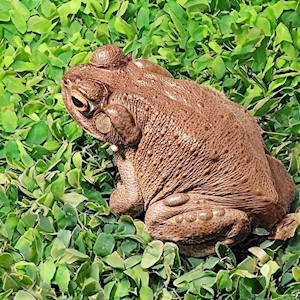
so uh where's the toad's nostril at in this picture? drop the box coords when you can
[72,96,84,108]
[63,78,70,86]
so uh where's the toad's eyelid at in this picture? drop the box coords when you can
[71,91,89,107]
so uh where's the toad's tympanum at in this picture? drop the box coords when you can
[62,45,297,256]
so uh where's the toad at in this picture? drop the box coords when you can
[62,45,298,256]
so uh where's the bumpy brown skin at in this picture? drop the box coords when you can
[62,45,297,257]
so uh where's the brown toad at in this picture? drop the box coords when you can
[62,45,297,257]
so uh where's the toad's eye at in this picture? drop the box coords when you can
[72,96,84,108]
[71,95,89,112]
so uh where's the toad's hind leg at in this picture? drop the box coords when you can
[266,155,296,220]
[145,193,251,257]
[266,155,298,240]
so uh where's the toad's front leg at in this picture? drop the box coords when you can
[110,149,144,218]
[103,104,141,146]
[145,193,251,257]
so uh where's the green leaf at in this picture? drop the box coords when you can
[59,248,89,264]
[137,6,149,30]
[40,258,56,284]
[3,75,26,93]
[216,270,232,292]
[58,0,82,24]
[61,192,86,207]
[141,240,163,269]
[54,264,70,293]
[16,141,35,167]
[260,260,279,285]
[93,233,115,257]
[274,23,293,45]
[292,267,300,282]
[237,256,256,273]
[0,11,10,21]
[37,214,54,233]
[249,247,271,264]
[5,141,20,160]
[115,16,136,39]
[219,15,236,35]
[10,10,27,34]
[72,152,82,168]
[67,169,81,188]
[63,122,83,141]
[11,0,30,19]
[50,174,65,200]
[82,277,101,296]
[103,251,124,269]
[257,16,271,36]
[51,238,66,260]
[1,107,18,133]
[174,270,216,288]
[26,121,49,146]
[44,140,60,151]
[139,286,154,300]
[14,291,35,300]
[212,56,226,80]
[10,0,30,33]
[28,16,53,34]
[208,41,222,54]
[0,253,13,269]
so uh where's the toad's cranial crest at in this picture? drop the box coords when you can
[62,45,298,257]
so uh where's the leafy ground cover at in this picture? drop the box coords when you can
[0,0,300,299]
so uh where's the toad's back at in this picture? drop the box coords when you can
[122,71,278,222]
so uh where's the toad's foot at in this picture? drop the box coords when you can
[270,208,300,240]
[145,193,250,257]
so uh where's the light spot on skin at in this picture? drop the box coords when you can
[161,173,168,180]
[163,194,190,207]
[198,210,213,220]
[110,144,118,152]
[203,168,211,176]
[175,215,183,223]
[213,208,225,217]
[185,212,197,222]
[241,176,248,183]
